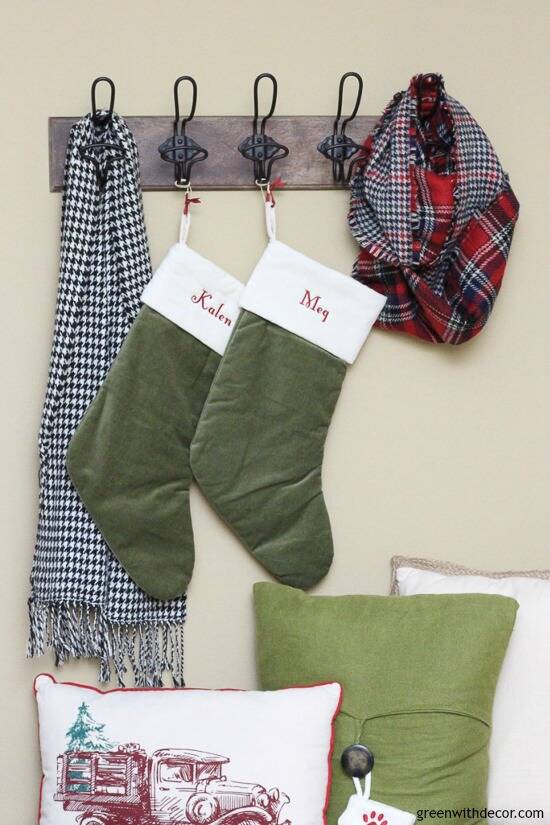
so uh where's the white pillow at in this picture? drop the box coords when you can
[35,674,341,825]
[391,556,550,819]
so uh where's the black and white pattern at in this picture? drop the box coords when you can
[28,113,187,686]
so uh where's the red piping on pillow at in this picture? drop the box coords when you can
[323,677,344,825]
[33,673,343,825]
[37,774,44,823]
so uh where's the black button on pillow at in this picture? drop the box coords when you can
[341,744,375,778]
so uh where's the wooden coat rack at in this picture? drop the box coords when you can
[49,73,386,191]
[48,115,377,192]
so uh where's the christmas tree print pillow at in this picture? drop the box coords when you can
[34,674,341,825]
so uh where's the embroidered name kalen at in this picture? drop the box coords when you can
[300,289,329,323]
[191,289,232,326]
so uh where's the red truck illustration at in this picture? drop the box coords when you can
[55,743,291,825]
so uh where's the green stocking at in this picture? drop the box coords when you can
[191,222,386,589]
[67,241,243,600]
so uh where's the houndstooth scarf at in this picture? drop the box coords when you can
[349,74,519,344]
[28,113,187,686]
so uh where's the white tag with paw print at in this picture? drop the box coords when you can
[338,776,416,825]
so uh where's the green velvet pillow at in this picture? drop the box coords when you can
[254,583,518,825]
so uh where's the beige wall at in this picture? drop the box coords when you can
[1,0,549,818]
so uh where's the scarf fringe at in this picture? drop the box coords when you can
[27,599,185,688]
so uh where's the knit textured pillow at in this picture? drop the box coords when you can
[391,555,550,819]
[254,583,518,825]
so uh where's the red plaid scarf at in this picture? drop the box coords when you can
[348,75,519,344]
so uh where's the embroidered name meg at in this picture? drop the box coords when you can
[300,289,329,323]
[191,289,232,326]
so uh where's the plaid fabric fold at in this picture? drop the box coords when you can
[349,75,519,345]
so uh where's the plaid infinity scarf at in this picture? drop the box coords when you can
[349,75,519,344]
[28,113,187,686]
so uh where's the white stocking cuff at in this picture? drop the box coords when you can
[142,243,243,356]
[239,240,386,363]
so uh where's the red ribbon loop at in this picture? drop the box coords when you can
[183,195,201,216]
[267,176,285,206]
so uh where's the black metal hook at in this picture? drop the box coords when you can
[79,143,126,188]
[416,73,443,120]
[158,75,208,188]
[91,77,115,126]
[317,72,365,185]
[238,73,289,185]
[81,76,125,189]
[174,75,198,130]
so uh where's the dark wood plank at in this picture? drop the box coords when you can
[49,115,378,192]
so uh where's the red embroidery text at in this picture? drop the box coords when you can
[191,289,232,326]
[300,289,329,323]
